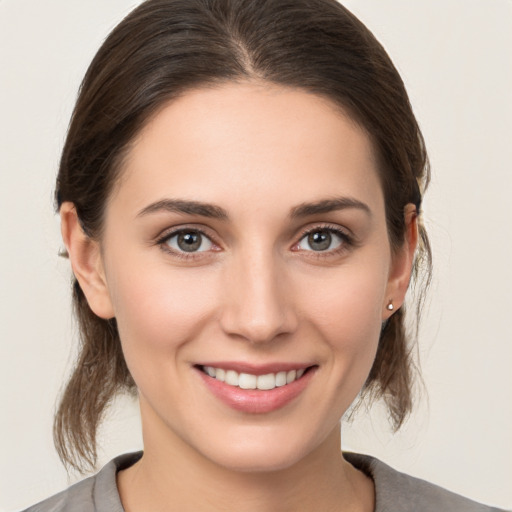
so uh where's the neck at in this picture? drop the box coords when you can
[117,408,374,512]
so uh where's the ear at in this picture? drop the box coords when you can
[383,204,418,319]
[60,202,115,319]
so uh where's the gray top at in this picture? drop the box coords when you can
[22,451,505,512]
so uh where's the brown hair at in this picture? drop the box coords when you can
[54,0,431,472]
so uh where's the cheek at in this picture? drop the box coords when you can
[107,259,217,359]
[299,259,388,341]
[296,258,388,394]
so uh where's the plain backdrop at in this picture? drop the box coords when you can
[1,0,511,510]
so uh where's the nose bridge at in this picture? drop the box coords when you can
[219,243,297,343]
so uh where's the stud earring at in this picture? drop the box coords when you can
[386,301,394,311]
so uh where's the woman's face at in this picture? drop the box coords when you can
[84,82,411,472]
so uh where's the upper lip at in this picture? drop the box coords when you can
[195,361,316,376]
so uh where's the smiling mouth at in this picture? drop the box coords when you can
[198,365,314,391]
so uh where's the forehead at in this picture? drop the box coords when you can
[112,81,383,217]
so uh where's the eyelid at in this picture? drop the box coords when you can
[153,222,356,260]
[156,223,218,242]
[155,224,221,258]
[292,223,356,254]
[166,230,214,253]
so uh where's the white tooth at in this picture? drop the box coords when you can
[286,369,297,384]
[275,371,287,387]
[225,370,239,386]
[296,368,305,378]
[257,373,276,390]
[239,373,257,389]
[205,366,216,377]
[215,368,226,382]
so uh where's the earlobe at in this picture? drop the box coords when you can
[60,202,115,319]
[383,204,418,317]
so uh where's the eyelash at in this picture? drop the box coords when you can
[156,224,355,260]
[294,224,355,258]
[156,227,220,261]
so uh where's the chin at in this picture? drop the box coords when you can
[206,443,308,473]
[194,423,331,474]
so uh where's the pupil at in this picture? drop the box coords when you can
[308,231,331,251]
[178,232,201,252]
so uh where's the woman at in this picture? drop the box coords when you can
[20,0,505,510]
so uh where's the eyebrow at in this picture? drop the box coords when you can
[290,197,372,219]
[136,199,229,220]
[136,196,371,221]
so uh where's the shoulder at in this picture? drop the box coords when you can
[345,453,506,512]
[21,452,142,512]
[21,474,96,512]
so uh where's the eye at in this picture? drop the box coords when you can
[164,229,214,253]
[296,228,347,252]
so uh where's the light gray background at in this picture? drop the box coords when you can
[1,0,511,510]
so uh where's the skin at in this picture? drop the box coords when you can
[61,81,417,512]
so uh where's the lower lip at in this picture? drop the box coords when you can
[196,367,316,414]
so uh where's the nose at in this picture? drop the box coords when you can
[219,249,298,344]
